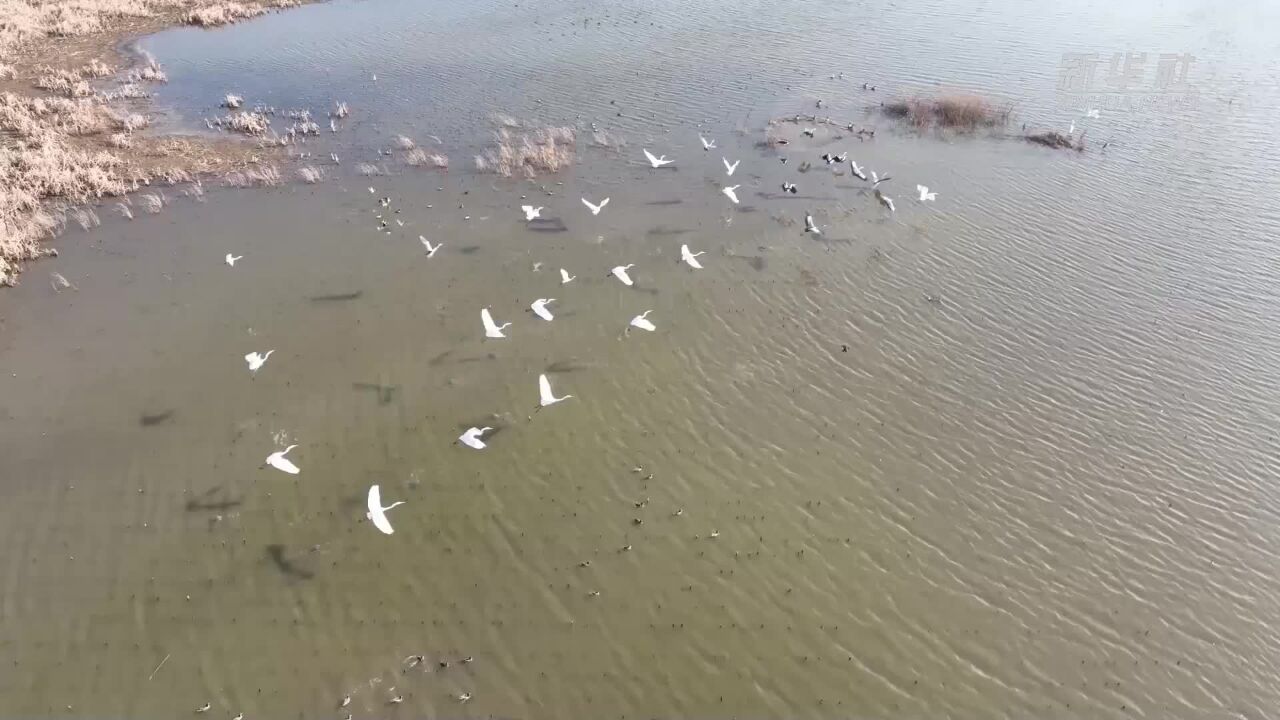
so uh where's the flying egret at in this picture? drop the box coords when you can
[642,149,673,168]
[802,127,816,137]
[531,298,555,321]
[699,135,716,150]
[265,445,299,475]
[366,484,405,535]
[1085,108,1100,119]
[521,205,543,221]
[871,171,891,187]
[538,373,573,407]
[804,214,821,234]
[722,158,739,176]
[611,264,635,286]
[225,253,242,267]
[832,152,848,163]
[875,189,896,212]
[781,182,797,194]
[1068,120,1076,135]
[582,197,610,215]
[680,244,705,269]
[245,350,274,373]
[917,185,937,202]
[559,268,575,284]
[196,703,211,713]
[459,426,492,450]
[458,694,472,703]
[630,311,656,332]
[481,308,510,338]
[849,160,867,180]
[419,236,442,257]
[722,185,741,204]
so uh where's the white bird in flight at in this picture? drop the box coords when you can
[459,426,492,450]
[804,214,821,234]
[560,268,575,284]
[722,185,741,204]
[917,185,937,202]
[538,373,573,407]
[530,298,555,321]
[1068,120,1076,135]
[699,135,716,150]
[611,264,635,286]
[875,189,896,213]
[366,484,405,535]
[849,160,867,181]
[1085,108,1101,119]
[521,205,543,221]
[481,308,510,338]
[582,197,610,215]
[643,149,673,168]
[680,244,705,269]
[419,236,442,257]
[722,158,739,176]
[871,171,890,187]
[225,253,242,267]
[245,350,274,373]
[265,445,300,475]
[630,311,656,332]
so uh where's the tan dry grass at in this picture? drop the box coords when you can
[296,165,323,183]
[881,94,1008,131]
[222,165,282,187]
[475,124,575,178]
[0,0,313,285]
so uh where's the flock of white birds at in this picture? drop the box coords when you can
[198,127,946,715]
[227,133,939,538]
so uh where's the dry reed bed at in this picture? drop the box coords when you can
[0,0,314,286]
[474,121,576,178]
[880,94,1010,131]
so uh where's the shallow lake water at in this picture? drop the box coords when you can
[3,0,1280,717]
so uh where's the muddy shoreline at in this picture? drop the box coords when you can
[0,0,321,287]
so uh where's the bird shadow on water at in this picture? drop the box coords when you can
[726,254,767,271]
[352,382,398,405]
[545,359,595,374]
[527,218,568,233]
[139,409,175,427]
[457,246,482,255]
[646,225,693,237]
[645,199,683,206]
[310,290,364,303]
[185,486,243,513]
[265,544,315,581]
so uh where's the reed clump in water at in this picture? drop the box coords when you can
[881,94,1008,131]
[222,165,281,188]
[296,165,322,183]
[406,147,448,169]
[475,123,576,178]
